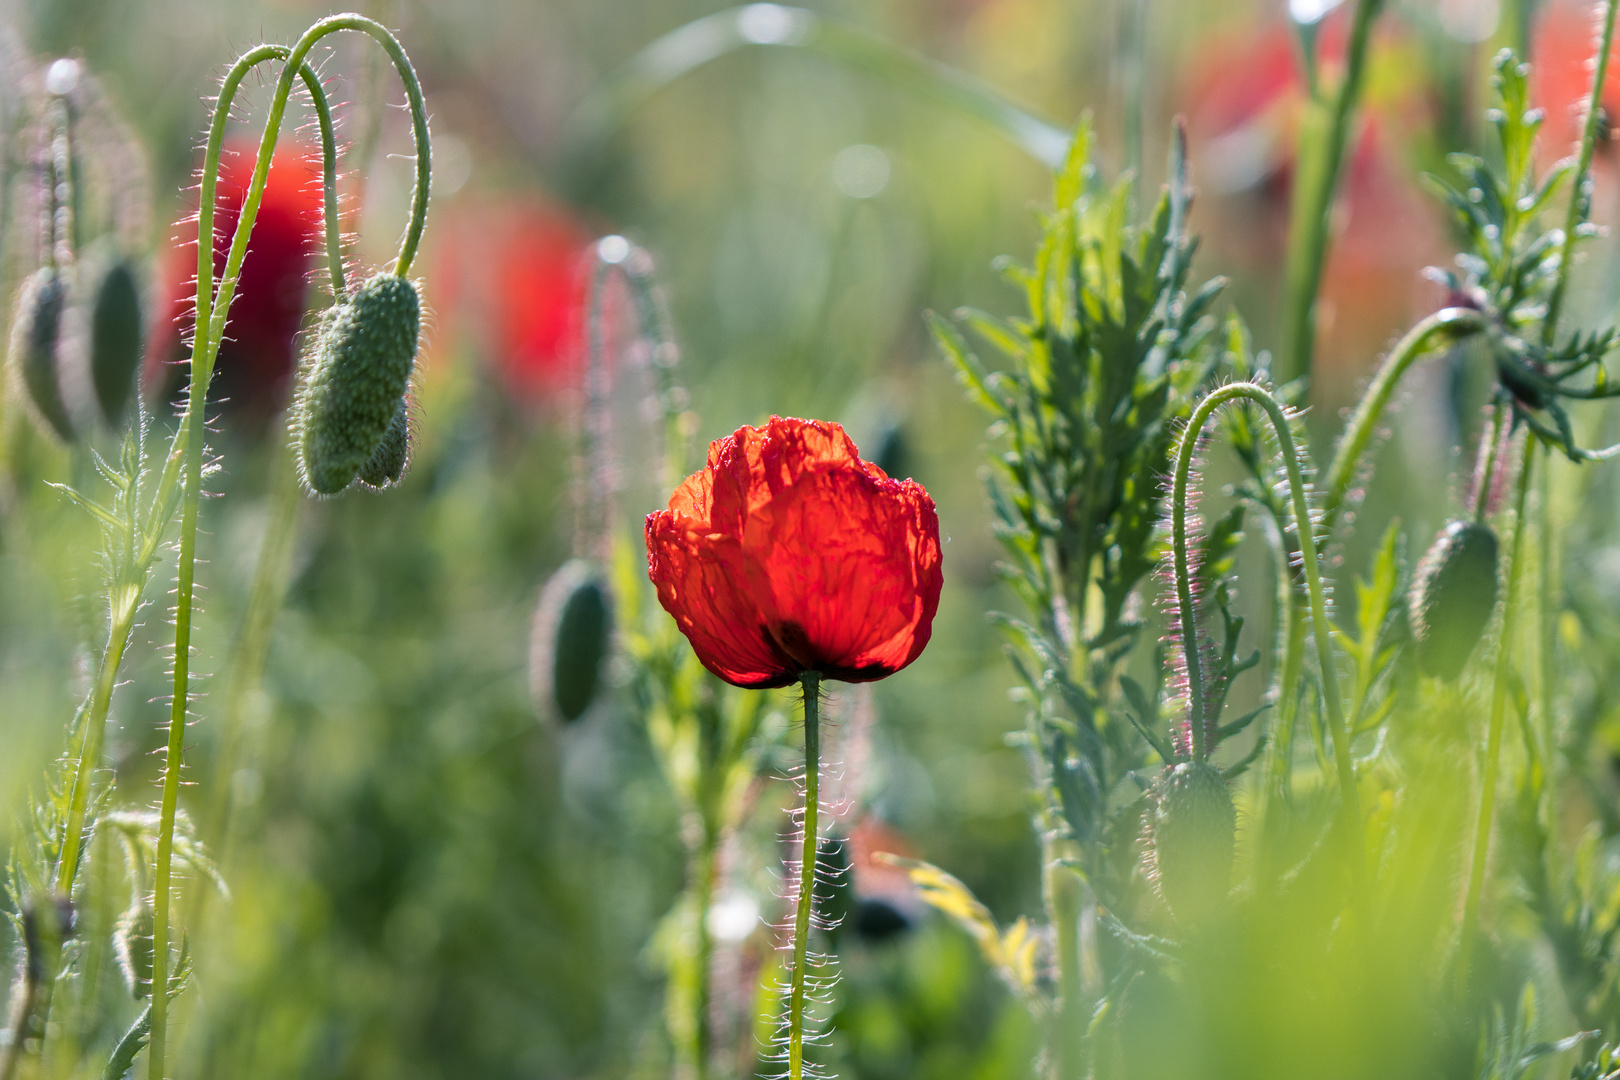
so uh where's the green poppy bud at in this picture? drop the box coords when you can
[356,398,411,490]
[1147,761,1235,926]
[1408,521,1499,682]
[113,899,154,1000]
[529,560,614,724]
[294,272,420,495]
[89,257,143,429]
[10,267,74,441]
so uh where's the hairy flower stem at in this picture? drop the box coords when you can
[1173,383,1363,876]
[51,53,339,906]
[688,826,719,1080]
[1543,0,1619,347]
[1473,403,1511,525]
[150,18,429,1080]
[1253,309,1486,841]
[788,672,822,1080]
[1458,437,1537,989]
[1278,0,1386,386]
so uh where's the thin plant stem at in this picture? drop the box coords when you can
[689,824,719,1080]
[1323,307,1488,525]
[1172,382,1363,878]
[788,671,821,1080]
[1251,309,1485,840]
[206,443,301,859]
[150,18,430,1080]
[1473,401,1511,527]
[1542,0,1619,347]
[52,55,337,903]
[1278,0,1387,386]
[1458,436,1537,986]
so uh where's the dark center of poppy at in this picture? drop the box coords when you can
[764,620,819,672]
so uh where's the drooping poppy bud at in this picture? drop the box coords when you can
[528,559,614,724]
[145,144,322,431]
[356,398,411,491]
[113,899,154,999]
[1147,760,1235,926]
[645,417,942,689]
[293,272,420,496]
[1408,520,1499,681]
[88,256,143,428]
[10,266,74,441]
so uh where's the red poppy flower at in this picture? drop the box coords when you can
[428,196,592,403]
[1178,15,1443,387]
[1532,2,1620,164]
[145,142,322,430]
[645,416,942,689]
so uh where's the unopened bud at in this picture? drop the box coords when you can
[113,900,154,999]
[10,267,74,441]
[529,560,614,723]
[356,397,410,490]
[294,273,420,495]
[89,257,143,428]
[1147,761,1235,926]
[1408,520,1499,682]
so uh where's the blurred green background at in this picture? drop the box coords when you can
[4,0,1619,1076]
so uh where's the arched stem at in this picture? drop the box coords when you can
[1172,382,1363,876]
[150,18,429,1080]
[51,52,338,906]
[1322,307,1487,528]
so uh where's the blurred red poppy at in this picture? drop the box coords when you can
[1532,2,1620,164]
[428,196,592,403]
[1179,15,1442,385]
[645,416,942,690]
[145,142,323,431]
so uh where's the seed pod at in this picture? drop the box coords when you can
[294,273,420,495]
[113,900,154,999]
[529,560,614,724]
[89,257,143,428]
[10,267,74,441]
[1408,520,1499,681]
[356,397,410,490]
[1147,760,1235,926]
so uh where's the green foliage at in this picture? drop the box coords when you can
[933,121,1226,868]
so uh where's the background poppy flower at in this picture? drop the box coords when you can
[1178,15,1443,390]
[645,416,942,690]
[145,142,322,432]
[1533,2,1620,165]
[427,195,593,404]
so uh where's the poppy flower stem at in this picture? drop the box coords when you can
[1457,436,1536,991]
[149,18,429,1080]
[788,671,822,1080]
[1172,383,1363,884]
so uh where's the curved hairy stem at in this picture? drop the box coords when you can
[787,672,822,1080]
[151,18,429,1080]
[1322,307,1488,528]
[1172,382,1363,875]
[1458,437,1536,987]
[53,53,337,905]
